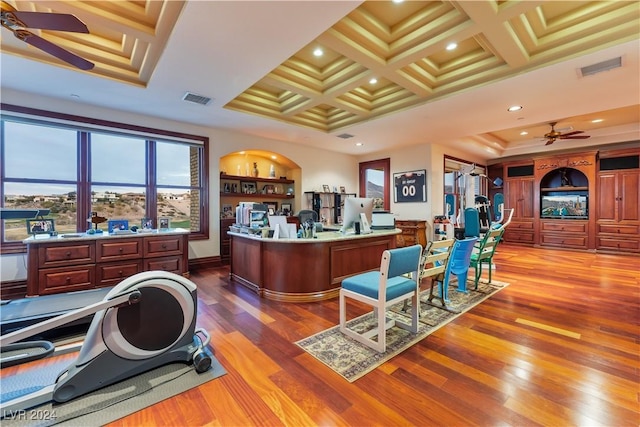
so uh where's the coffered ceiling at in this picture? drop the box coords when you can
[1,1,638,160]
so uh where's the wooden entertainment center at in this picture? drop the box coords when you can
[489,146,639,253]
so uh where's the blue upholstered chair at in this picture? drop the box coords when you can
[339,244,422,353]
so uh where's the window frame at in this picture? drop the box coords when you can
[0,104,209,254]
[359,158,390,211]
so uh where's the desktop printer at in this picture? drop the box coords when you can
[371,212,395,230]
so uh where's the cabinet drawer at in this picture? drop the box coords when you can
[144,256,183,273]
[38,242,95,268]
[503,229,534,243]
[597,223,639,235]
[144,235,184,257]
[541,221,587,233]
[96,239,142,262]
[97,260,143,287]
[508,221,534,230]
[596,237,640,252]
[540,234,587,248]
[38,265,95,295]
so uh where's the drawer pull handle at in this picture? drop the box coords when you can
[65,276,71,283]
[119,247,123,252]
[161,244,167,249]
[66,251,71,257]
[119,270,123,276]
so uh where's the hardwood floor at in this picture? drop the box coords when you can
[5,244,639,426]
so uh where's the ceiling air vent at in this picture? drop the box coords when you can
[580,57,622,77]
[336,133,354,139]
[182,92,212,106]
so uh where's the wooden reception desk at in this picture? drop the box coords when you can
[228,229,400,302]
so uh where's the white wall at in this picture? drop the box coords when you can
[1,90,484,282]
[0,90,358,281]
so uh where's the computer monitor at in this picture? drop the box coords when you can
[340,197,374,234]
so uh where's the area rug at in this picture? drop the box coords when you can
[296,279,508,382]
[1,355,226,426]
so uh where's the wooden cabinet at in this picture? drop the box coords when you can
[596,152,640,253]
[539,219,588,249]
[220,218,235,264]
[503,164,535,244]
[26,231,189,296]
[395,220,427,248]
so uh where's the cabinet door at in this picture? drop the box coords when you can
[519,177,535,219]
[505,177,534,219]
[597,173,617,221]
[619,170,640,222]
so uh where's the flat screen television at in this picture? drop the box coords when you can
[540,193,588,219]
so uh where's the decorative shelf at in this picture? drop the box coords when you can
[219,192,294,199]
[541,186,588,192]
[220,173,294,184]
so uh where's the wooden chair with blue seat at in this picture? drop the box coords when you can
[339,244,423,353]
[469,227,504,289]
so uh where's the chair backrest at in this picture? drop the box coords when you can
[475,228,503,261]
[380,244,422,280]
[464,208,480,237]
[447,237,478,275]
[421,239,455,280]
[297,209,318,224]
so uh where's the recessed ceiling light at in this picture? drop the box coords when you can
[239,151,245,155]
[369,78,377,84]
[591,119,604,123]
[355,142,363,146]
[446,42,457,51]
[271,155,277,159]
[507,105,523,112]
[313,48,323,57]
[392,0,404,3]
[520,131,528,136]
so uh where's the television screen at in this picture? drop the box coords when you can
[541,193,588,219]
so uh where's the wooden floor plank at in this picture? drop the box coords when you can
[2,244,638,426]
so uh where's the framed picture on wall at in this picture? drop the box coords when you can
[281,203,292,215]
[393,170,427,203]
[322,184,331,193]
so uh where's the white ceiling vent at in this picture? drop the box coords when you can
[579,57,622,77]
[336,133,354,139]
[182,92,212,106]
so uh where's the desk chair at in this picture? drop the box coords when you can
[340,245,422,353]
[297,210,318,224]
[469,228,504,289]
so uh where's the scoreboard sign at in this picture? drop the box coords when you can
[394,170,427,203]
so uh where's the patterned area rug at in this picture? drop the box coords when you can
[296,279,508,382]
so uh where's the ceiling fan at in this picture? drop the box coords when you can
[0,1,94,70]
[544,121,590,146]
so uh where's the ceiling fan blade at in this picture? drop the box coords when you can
[545,139,555,146]
[15,29,94,70]
[7,10,89,33]
[559,130,584,137]
[560,135,591,140]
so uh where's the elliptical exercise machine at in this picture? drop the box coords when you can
[0,271,212,413]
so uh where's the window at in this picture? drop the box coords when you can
[1,105,209,252]
[359,158,390,211]
[444,156,487,221]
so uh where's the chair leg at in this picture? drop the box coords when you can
[487,260,492,284]
[456,272,468,293]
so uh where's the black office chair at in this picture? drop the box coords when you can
[297,210,318,224]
